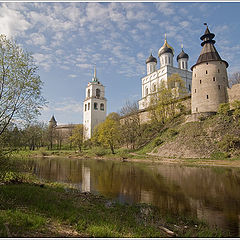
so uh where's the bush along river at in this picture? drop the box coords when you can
[27,157,240,237]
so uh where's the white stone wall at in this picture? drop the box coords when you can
[139,65,192,110]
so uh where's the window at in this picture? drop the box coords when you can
[206,70,208,74]
[189,84,191,92]
[206,62,208,65]
[96,88,100,98]
[153,84,156,92]
[213,77,216,81]
[165,56,167,65]
[218,85,220,90]
[100,103,104,111]
[182,61,184,69]
[220,61,222,64]
[88,102,90,110]
[195,89,196,93]
[169,56,170,64]
[88,89,90,98]
[206,95,209,99]
[145,88,148,96]
[195,74,196,77]
[94,102,98,110]
[218,69,220,73]
[200,80,202,84]
[85,104,87,111]
[196,107,198,112]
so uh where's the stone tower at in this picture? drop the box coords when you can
[191,25,229,114]
[49,115,57,129]
[83,67,107,140]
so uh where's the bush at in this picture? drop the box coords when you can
[92,147,108,157]
[167,128,178,138]
[218,135,240,152]
[153,137,163,147]
[210,152,230,160]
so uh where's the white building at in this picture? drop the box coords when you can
[83,67,107,140]
[138,36,192,110]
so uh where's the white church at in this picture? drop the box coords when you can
[82,35,192,139]
[138,35,192,110]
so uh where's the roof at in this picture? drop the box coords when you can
[177,49,189,61]
[158,36,174,57]
[146,53,157,64]
[49,115,57,123]
[191,26,228,70]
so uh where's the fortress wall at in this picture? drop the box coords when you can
[227,83,240,103]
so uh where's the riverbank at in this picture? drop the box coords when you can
[0,157,229,237]
[15,148,240,168]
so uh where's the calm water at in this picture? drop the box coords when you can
[30,157,240,236]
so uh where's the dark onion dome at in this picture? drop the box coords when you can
[158,36,174,57]
[177,49,189,61]
[146,53,157,64]
[191,26,228,70]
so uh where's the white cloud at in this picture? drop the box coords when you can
[76,63,92,69]
[0,3,30,37]
[27,33,46,46]
[155,3,175,16]
[69,74,77,78]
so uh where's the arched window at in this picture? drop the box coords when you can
[88,102,90,110]
[145,88,148,96]
[100,103,104,111]
[182,61,184,69]
[96,88,100,98]
[85,104,87,111]
[153,84,156,92]
[87,89,90,98]
[189,84,191,92]
[94,102,98,110]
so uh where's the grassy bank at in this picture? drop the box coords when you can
[0,157,229,237]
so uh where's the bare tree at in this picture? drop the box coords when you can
[229,72,240,87]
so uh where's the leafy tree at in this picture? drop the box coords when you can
[119,101,141,149]
[0,34,46,137]
[93,113,121,154]
[69,124,84,152]
[149,74,187,123]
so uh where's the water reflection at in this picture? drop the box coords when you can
[30,157,240,236]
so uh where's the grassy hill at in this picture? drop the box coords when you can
[138,113,240,159]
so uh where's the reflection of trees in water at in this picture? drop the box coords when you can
[31,158,240,236]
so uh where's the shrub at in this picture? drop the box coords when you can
[210,152,230,160]
[167,128,178,138]
[218,103,231,121]
[218,135,240,152]
[153,137,163,147]
[92,147,108,157]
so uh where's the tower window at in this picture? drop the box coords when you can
[213,77,216,81]
[85,104,87,111]
[220,61,222,64]
[195,89,196,93]
[94,102,98,110]
[200,80,202,84]
[195,74,196,77]
[206,62,208,65]
[88,102,90,110]
[206,70,208,74]
[169,56,170,64]
[218,85,220,90]
[182,61,184,69]
[153,84,156,92]
[88,89,90,98]
[206,95,209,99]
[218,69,220,73]
[100,103,104,111]
[96,88,100,98]
[189,84,191,92]
[165,56,167,65]
[196,107,198,112]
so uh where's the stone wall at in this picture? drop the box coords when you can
[227,83,240,103]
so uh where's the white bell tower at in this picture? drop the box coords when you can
[83,67,107,140]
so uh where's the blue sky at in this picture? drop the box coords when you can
[1,2,240,125]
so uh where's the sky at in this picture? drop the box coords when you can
[1,2,240,125]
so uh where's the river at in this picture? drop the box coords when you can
[30,157,240,236]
